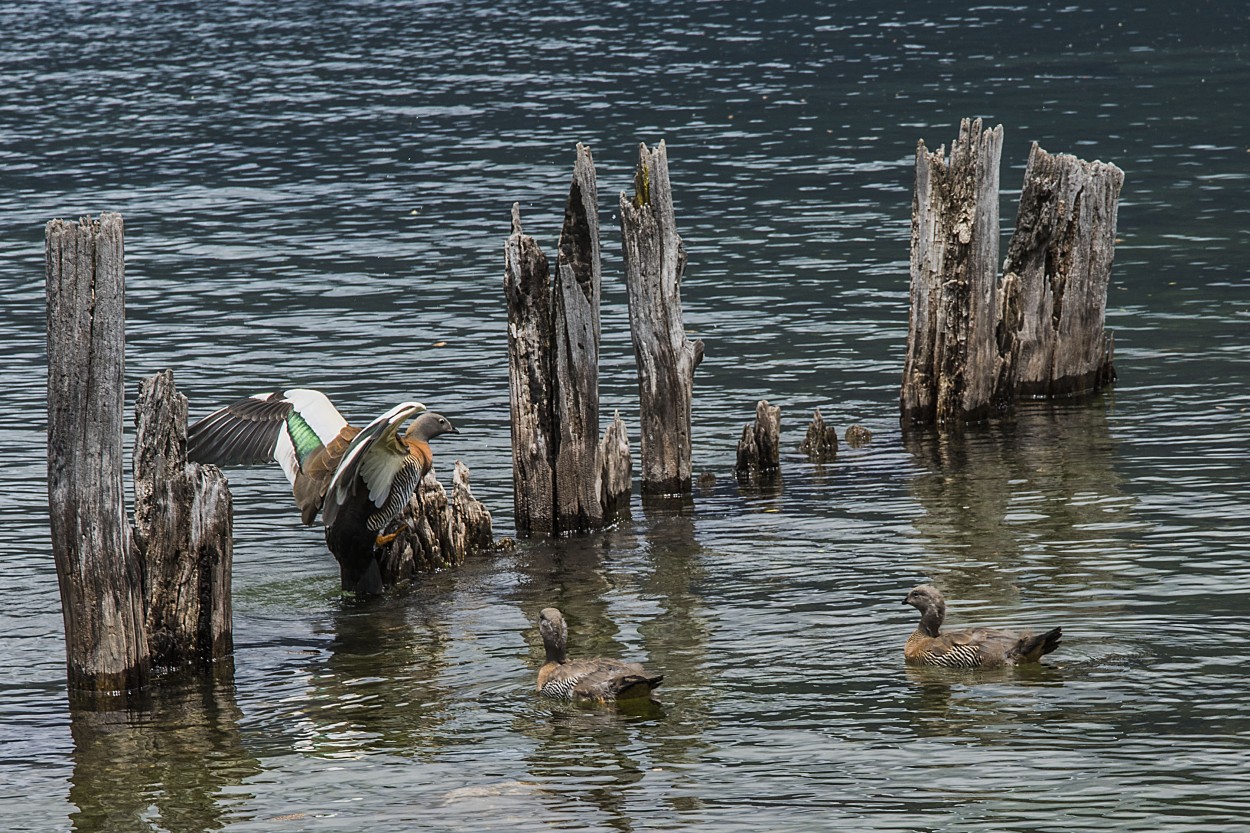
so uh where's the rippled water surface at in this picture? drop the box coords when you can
[3,2,1249,830]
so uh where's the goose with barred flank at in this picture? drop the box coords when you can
[902,585,1062,668]
[536,608,664,703]
[187,389,457,594]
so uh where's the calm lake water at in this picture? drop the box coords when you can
[3,1,1250,830]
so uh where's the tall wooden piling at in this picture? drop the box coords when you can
[46,213,149,696]
[505,204,556,535]
[901,118,1004,425]
[552,144,607,530]
[619,141,704,493]
[505,143,631,535]
[997,143,1122,398]
[901,120,1122,426]
[133,370,233,671]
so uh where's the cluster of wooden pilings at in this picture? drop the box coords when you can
[901,118,1123,426]
[47,215,233,698]
[45,214,495,701]
[505,141,703,536]
[46,120,1122,702]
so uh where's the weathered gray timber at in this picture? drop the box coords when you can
[997,143,1122,398]
[378,461,493,579]
[735,400,781,475]
[597,412,631,522]
[619,140,704,493]
[901,119,1122,426]
[800,409,838,463]
[505,143,631,535]
[504,204,556,535]
[45,213,150,696]
[901,118,1004,425]
[552,143,607,530]
[133,370,233,671]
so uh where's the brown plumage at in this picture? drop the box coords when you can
[536,608,663,703]
[902,585,1062,668]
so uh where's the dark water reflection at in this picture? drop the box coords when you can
[4,0,1250,830]
[69,678,259,833]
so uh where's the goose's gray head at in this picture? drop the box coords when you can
[404,411,458,443]
[903,584,946,616]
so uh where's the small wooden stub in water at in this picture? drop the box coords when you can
[844,425,873,447]
[799,409,838,462]
[133,370,233,672]
[378,461,494,580]
[736,400,782,475]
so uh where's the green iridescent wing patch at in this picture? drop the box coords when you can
[285,411,324,464]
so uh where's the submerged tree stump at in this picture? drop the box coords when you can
[505,143,631,535]
[45,213,150,697]
[735,400,781,475]
[379,461,493,579]
[901,119,1123,426]
[133,370,233,672]
[619,140,704,493]
[800,409,838,463]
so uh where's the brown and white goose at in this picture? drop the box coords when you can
[902,585,1062,668]
[186,389,457,594]
[536,607,664,703]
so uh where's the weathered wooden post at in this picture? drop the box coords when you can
[378,461,494,579]
[505,203,556,535]
[735,400,781,475]
[552,143,608,530]
[901,118,1004,425]
[800,409,838,463]
[901,120,1122,426]
[133,370,233,671]
[996,143,1122,398]
[619,140,704,493]
[505,143,631,535]
[46,213,150,696]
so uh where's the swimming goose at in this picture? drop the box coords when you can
[536,607,663,703]
[902,584,1062,668]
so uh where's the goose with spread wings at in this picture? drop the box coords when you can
[187,389,457,594]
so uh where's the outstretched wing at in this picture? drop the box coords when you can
[324,401,426,532]
[187,388,352,523]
